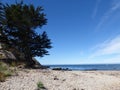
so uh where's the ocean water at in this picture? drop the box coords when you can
[47,64,120,71]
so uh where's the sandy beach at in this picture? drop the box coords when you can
[0,69,120,90]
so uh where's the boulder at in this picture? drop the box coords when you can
[0,49,47,69]
[52,67,71,71]
[0,50,16,60]
[32,57,49,69]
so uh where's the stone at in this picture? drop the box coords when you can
[0,50,16,60]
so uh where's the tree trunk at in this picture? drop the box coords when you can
[24,46,34,68]
[25,54,35,67]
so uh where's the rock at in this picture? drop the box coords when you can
[0,50,16,60]
[32,57,49,69]
[52,67,72,71]
[62,79,66,81]
[18,65,25,69]
[81,89,85,90]
[0,49,47,69]
[54,76,59,80]
[52,67,62,70]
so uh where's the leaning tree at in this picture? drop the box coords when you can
[0,1,52,66]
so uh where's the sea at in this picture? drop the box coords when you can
[47,64,120,71]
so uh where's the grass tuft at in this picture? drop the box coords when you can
[37,81,46,90]
[0,72,6,82]
[0,62,12,82]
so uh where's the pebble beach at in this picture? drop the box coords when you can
[0,69,120,90]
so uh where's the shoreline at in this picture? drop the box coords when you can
[48,63,120,71]
[0,69,120,90]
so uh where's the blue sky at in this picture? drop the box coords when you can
[2,0,120,64]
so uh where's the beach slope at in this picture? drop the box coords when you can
[0,70,120,90]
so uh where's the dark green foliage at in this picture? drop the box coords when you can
[0,1,52,66]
